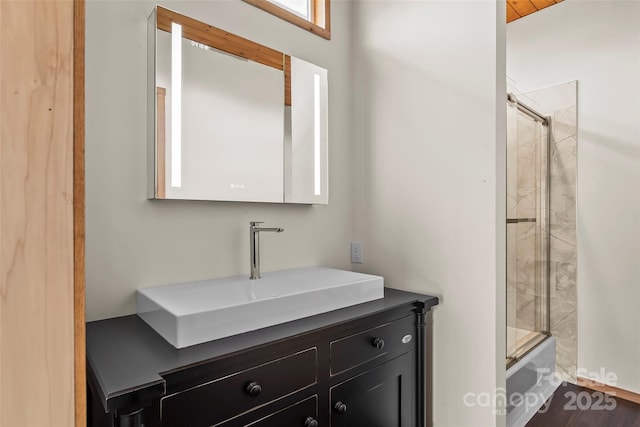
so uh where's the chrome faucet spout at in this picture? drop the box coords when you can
[249,221,284,280]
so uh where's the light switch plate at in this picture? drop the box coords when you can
[351,241,363,264]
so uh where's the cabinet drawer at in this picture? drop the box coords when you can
[244,396,318,427]
[330,315,415,375]
[160,348,317,427]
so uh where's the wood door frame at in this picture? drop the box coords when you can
[74,0,86,425]
[1,0,83,424]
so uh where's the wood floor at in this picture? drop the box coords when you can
[527,383,640,426]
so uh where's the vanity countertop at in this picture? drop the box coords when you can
[86,287,438,413]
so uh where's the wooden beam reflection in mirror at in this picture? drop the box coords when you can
[155,6,291,107]
[284,55,291,106]
[156,7,283,69]
[156,87,166,198]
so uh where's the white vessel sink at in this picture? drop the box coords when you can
[137,267,384,349]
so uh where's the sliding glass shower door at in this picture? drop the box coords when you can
[506,95,551,366]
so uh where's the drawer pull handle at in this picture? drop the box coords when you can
[372,337,385,349]
[334,401,348,415]
[304,416,318,427]
[245,381,262,397]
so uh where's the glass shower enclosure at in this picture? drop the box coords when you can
[506,93,551,367]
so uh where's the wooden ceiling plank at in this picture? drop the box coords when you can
[509,0,538,16]
[506,0,564,22]
[506,3,521,23]
[531,0,556,10]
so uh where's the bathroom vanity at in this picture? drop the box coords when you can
[87,288,438,427]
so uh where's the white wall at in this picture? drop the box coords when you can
[507,0,640,393]
[85,0,353,321]
[351,1,507,426]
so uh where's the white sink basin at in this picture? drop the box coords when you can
[136,267,384,348]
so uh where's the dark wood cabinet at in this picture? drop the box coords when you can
[86,289,437,427]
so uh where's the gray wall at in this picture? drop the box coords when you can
[85,0,354,321]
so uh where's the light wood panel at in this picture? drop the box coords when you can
[243,0,331,40]
[1,0,76,426]
[507,0,564,23]
[577,377,640,405]
[74,0,87,426]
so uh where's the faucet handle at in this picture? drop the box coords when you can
[250,221,264,227]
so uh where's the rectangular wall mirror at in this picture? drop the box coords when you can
[147,6,328,204]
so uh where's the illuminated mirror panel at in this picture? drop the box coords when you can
[285,57,328,204]
[148,7,328,204]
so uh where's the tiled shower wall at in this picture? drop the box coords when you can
[526,81,578,381]
[507,81,577,380]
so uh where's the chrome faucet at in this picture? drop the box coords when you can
[250,221,284,280]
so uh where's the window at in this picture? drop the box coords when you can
[243,0,331,40]
[270,0,311,20]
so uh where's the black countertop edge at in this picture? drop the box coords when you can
[87,288,438,412]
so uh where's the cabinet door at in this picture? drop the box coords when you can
[330,353,414,427]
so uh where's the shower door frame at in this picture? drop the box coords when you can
[506,93,552,368]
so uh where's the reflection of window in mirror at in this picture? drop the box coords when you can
[243,0,330,40]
